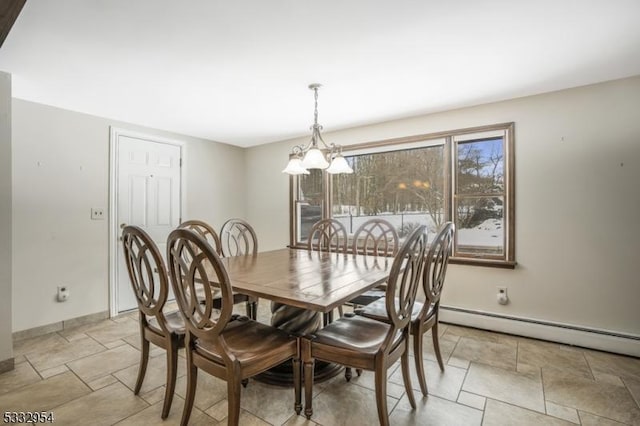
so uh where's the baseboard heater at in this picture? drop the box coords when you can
[439,305,640,358]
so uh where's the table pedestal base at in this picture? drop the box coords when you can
[253,302,342,386]
[254,359,342,387]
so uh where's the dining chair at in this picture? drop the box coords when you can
[178,219,223,255]
[121,225,185,419]
[344,218,399,381]
[301,225,428,425]
[179,219,257,320]
[348,218,399,307]
[306,218,348,323]
[220,218,258,257]
[359,221,454,396]
[167,228,301,426]
[306,218,348,253]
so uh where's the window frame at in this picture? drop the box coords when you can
[289,122,515,268]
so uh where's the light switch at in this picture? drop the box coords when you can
[91,208,105,220]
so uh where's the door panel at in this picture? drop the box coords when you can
[116,135,181,313]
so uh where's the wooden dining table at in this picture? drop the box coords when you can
[219,247,394,385]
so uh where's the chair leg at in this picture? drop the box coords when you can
[413,330,428,397]
[161,336,179,419]
[302,339,314,420]
[134,337,149,395]
[401,350,416,409]
[292,357,302,415]
[345,367,352,381]
[432,322,445,372]
[180,355,197,426]
[227,372,242,426]
[323,311,333,326]
[246,298,258,320]
[374,367,390,426]
[344,366,362,381]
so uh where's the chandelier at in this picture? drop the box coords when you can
[282,84,354,175]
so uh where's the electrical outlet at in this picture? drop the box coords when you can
[57,286,69,302]
[91,208,105,220]
[497,286,509,305]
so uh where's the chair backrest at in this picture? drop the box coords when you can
[220,218,258,257]
[419,222,454,320]
[381,225,427,350]
[307,219,348,253]
[178,220,223,256]
[351,218,399,257]
[167,228,234,342]
[122,225,171,334]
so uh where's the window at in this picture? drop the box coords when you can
[289,123,515,267]
[292,169,325,244]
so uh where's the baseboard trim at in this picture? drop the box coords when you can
[440,306,640,358]
[13,310,109,342]
[0,357,14,374]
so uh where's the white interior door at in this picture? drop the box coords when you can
[115,135,182,313]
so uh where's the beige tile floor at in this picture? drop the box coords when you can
[2,302,639,425]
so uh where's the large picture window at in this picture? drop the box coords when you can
[289,123,515,267]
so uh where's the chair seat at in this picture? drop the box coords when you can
[148,310,186,335]
[310,315,401,356]
[359,298,434,325]
[347,289,386,307]
[195,317,297,366]
[195,287,253,304]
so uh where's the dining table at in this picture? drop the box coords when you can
[219,247,394,385]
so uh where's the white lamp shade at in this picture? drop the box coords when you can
[326,155,354,174]
[301,148,330,169]
[282,158,310,175]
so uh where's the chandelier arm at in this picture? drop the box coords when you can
[314,127,333,151]
[290,145,305,156]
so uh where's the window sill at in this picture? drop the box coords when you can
[450,257,517,269]
[289,245,517,269]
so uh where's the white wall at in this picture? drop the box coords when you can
[0,72,12,364]
[12,100,246,332]
[246,76,640,338]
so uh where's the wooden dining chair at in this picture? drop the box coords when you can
[220,218,259,319]
[306,218,348,323]
[167,228,301,426]
[178,219,223,255]
[121,226,185,419]
[306,218,348,253]
[359,221,455,396]
[348,218,399,307]
[301,225,428,426]
[344,218,399,381]
[179,219,257,320]
[220,218,258,257]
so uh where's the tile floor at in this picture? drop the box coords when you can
[1,302,639,425]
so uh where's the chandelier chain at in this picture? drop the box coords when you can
[313,86,319,127]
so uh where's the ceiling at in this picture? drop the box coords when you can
[1,0,640,147]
